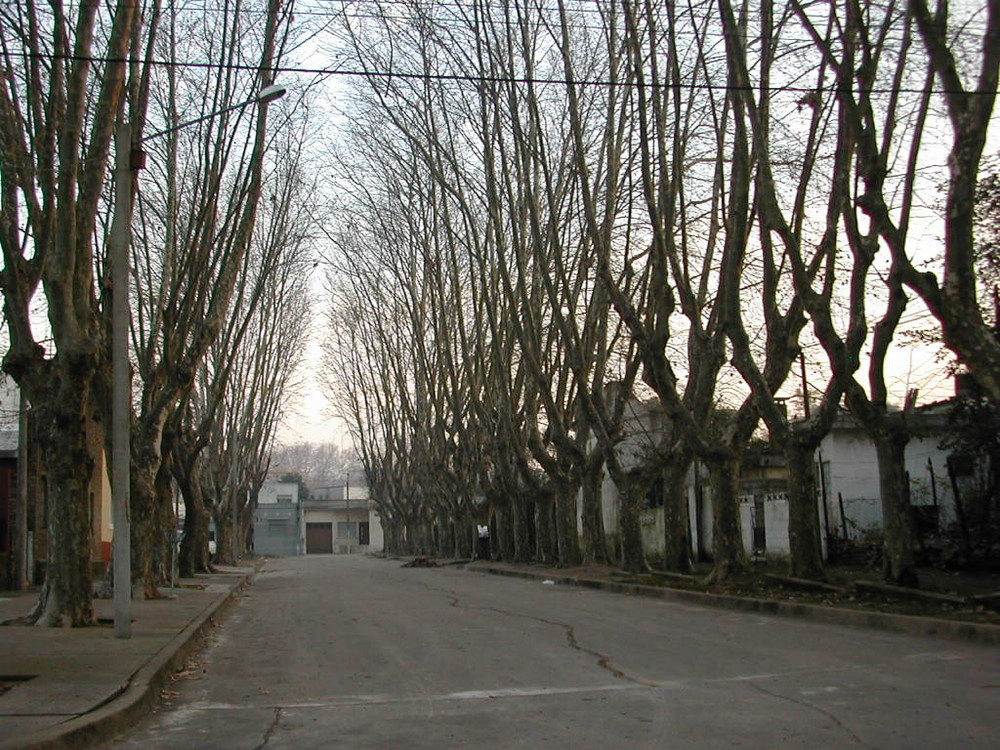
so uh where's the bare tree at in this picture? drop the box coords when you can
[0,2,141,625]
[788,0,941,585]
[125,0,293,594]
[901,0,1000,400]
[172,117,316,572]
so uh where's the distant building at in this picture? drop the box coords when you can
[304,482,383,554]
[253,481,305,556]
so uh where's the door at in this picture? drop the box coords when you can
[751,499,766,554]
[306,522,333,554]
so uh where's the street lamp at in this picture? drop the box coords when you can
[109,83,286,639]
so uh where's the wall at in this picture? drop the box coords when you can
[819,428,882,537]
[254,481,304,555]
[739,493,791,557]
[254,504,304,556]
[819,420,956,542]
[258,482,300,505]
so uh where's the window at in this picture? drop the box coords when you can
[646,478,665,509]
[276,494,293,504]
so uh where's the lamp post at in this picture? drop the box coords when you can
[110,83,286,639]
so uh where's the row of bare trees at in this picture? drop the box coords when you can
[0,1,315,625]
[323,0,999,586]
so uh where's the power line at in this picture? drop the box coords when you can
[17,50,999,98]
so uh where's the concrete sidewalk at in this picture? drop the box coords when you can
[0,564,258,750]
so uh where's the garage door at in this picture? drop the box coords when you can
[306,522,333,554]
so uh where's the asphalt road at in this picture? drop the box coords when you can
[102,555,998,749]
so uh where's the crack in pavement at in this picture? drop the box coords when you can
[748,681,873,748]
[442,588,659,688]
[252,707,283,749]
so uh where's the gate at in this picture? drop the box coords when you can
[306,522,333,554]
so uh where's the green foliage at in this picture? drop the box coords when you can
[942,396,1000,457]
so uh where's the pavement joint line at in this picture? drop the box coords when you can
[178,683,647,712]
[467,563,1000,646]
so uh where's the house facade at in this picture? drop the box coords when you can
[304,483,384,554]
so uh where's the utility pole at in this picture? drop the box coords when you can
[110,121,135,639]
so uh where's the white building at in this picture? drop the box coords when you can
[588,395,964,564]
[817,407,957,542]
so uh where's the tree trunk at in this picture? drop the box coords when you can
[495,503,514,560]
[873,428,919,587]
[403,514,418,555]
[177,472,212,578]
[534,491,556,564]
[707,455,747,582]
[580,457,609,564]
[390,521,401,556]
[435,518,449,558]
[554,484,582,567]
[618,478,649,573]
[511,491,532,561]
[662,453,694,573]
[785,440,825,580]
[237,497,255,558]
[456,516,473,559]
[130,458,160,598]
[130,414,177,597]
[420,516,434,556]
[29,396,97,626]
[153,459,176,579]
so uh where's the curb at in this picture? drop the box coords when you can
[8,564,261,750]
[471,564,1000,646]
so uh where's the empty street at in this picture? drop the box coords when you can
[103,555,998,749]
